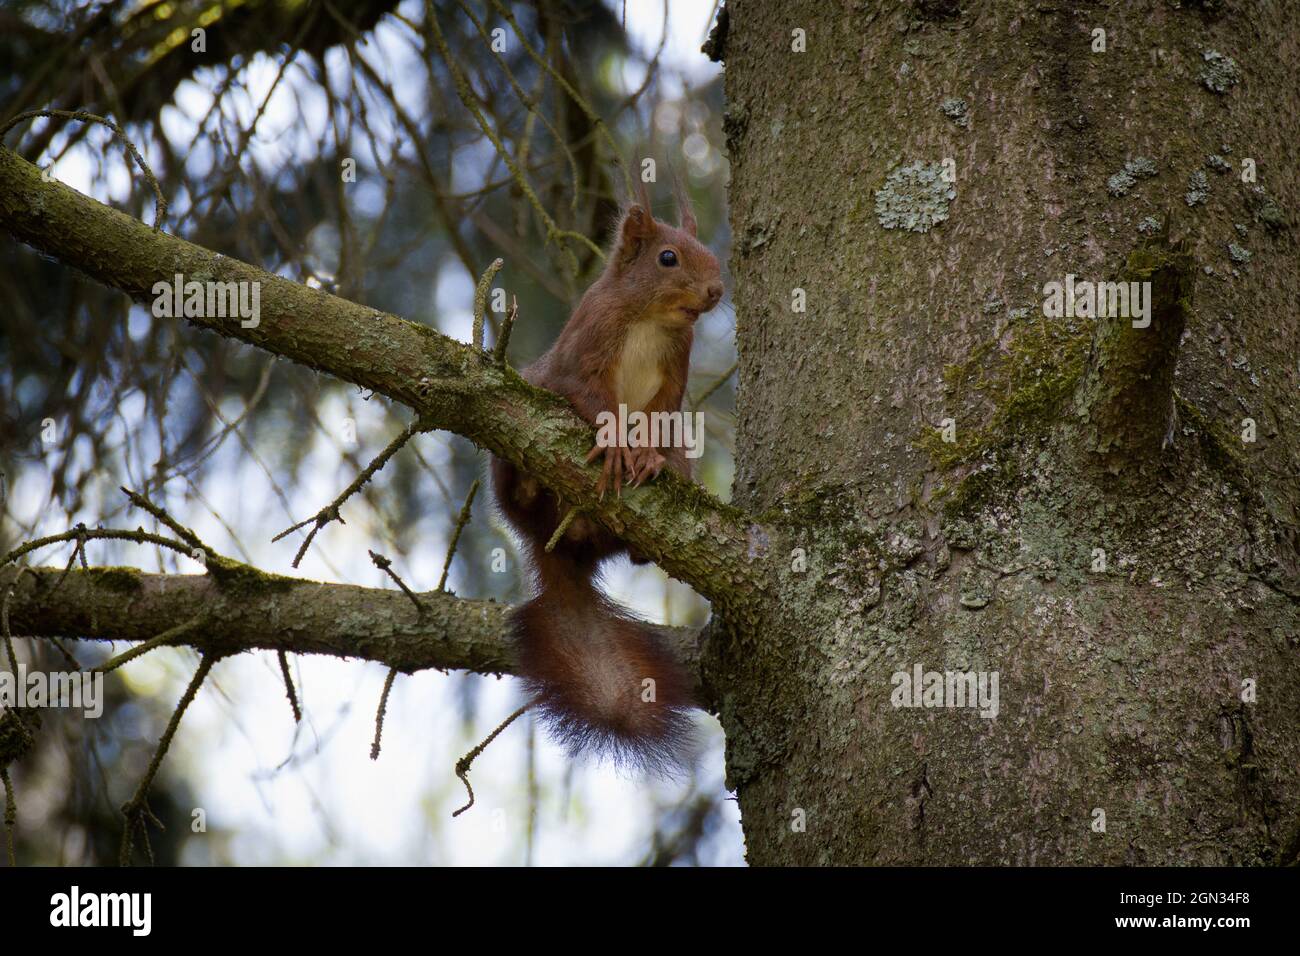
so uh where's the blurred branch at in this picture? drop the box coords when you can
[423,1,599,273]
[487,0,633,200]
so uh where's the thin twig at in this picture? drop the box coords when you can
[120,486,204,551]
[368,550,423,615]
[0,768,15,867]
[50,523,91,595]
[272,418,425,567]
[369,666,399,760]
[0,108,168,229]
[120,654,218,866]
[276,651,302,723]
[2,527,195,568]
[93,615,206,674]
[691,360,738,411]
[48,638,81,671]
[544,507,580,553]
[1,566,35,674]
[472,258,503,351]
[452,703,532,817]
[493,295,519,365]
[437,480,480,591]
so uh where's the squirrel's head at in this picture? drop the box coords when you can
[607,185,723,325]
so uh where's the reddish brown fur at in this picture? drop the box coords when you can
[490,194,722,772]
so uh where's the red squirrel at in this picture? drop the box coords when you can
[490,187,723,774]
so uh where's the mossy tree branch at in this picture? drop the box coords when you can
[0,566,704,687]
[0,146,762,618]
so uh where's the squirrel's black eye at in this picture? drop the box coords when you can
[658,249,679,267]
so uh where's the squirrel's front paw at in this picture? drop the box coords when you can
[586,442,635,498]
[628,446,666,486]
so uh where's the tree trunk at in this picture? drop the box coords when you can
[714,0,1299,865]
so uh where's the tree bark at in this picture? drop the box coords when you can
[715,0,1299,864]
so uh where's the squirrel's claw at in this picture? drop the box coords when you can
[630,447,666,487]
[590,442,626,499]
[589,442,641,498]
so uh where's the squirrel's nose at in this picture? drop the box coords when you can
[704,280,723,309]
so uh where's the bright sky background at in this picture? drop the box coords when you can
[10,0,740,866]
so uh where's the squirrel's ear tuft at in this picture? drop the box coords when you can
[678,201,698,237]
[614,204,655,268]
[621,204,655,239]
[673,175,698,237]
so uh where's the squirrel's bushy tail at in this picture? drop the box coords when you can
[511,546,696,774]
